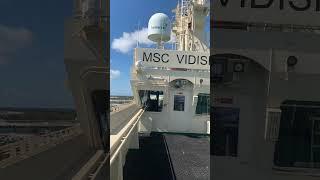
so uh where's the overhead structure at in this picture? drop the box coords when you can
[172,0,209,52]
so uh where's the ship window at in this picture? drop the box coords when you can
[138,90,163,112]
[188,22,192,29]
[174,95,185,111]
[196,93,210,115]
[212,107,239,157]
[274,100,320,169]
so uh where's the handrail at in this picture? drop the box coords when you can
[0,124,82,168]
[88,153,109,180]
[72,150,104,180]
[110,108,144,164]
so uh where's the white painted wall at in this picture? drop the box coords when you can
[133,67,210,134]
[212,52,320,179]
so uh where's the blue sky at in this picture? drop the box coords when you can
[0,1,74,108]
[0,0,209,107]
[110,0,210,96]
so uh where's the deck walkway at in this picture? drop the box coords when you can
[123,132,210,180]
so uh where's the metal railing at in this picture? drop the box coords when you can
[71,105,144,180]
[109,105,144,180]
[110,110,142,164]
[0,124,82,168]
[72,150,106,180]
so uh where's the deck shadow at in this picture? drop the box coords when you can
[123,132,175,180]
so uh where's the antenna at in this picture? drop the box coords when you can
[136,21,140,48]
[160,20,164,49]
[170,15,175,50]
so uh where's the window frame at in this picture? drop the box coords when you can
[138,90,164,112]
[173,95,185,111]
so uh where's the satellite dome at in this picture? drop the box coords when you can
[147,13,171,43]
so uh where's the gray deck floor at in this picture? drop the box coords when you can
[123,132,210,180]
[164,133,210,180]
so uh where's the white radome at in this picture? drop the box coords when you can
[147,13,171,43]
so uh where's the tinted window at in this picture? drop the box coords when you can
[196,94,210,115]
[138,90,163,112]
[174,95,185,111]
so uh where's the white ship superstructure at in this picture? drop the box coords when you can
[131,0,210,134]
[211,1,320,179]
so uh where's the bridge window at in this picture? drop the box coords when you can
[174,95,185,111]
[196,93,210,115]
[212,107,239,157]
[274,100,320,169]
[138,90,163,112]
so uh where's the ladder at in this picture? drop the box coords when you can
[181,0,191,17]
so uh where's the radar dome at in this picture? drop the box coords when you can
[147,13,171,43]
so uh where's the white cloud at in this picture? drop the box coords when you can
[110,69,120,79]
[0,25,32,54]
[111,28,152,54]
[111,27,176,54]
[0,24,32,64]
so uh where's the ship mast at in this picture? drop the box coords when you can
[172,0,209,52]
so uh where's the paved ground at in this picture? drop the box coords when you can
[123,133,175,180]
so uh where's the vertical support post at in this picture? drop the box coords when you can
[117,152,123,180]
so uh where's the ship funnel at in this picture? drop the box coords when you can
[147,13,171,44]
